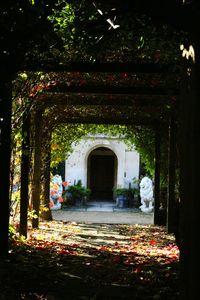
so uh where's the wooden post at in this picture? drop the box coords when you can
[19,112,30,237]
[40,127,52,221]
[0,80,12,257]
[167,115,176,233]
[179,36,200,300]
[31,109,43,228]
[154,128,161,225]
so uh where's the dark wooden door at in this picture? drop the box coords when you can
[89,155,114,200]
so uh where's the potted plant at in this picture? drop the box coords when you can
[64,180,91,206]
[114,187,134,208]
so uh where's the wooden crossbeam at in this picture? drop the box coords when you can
[23,62,175,73]
[45,84,178,95]
[51,116,159,126]
[39,93,176,107]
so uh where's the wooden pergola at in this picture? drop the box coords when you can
[0,1,200,299]
[23,61,178,231]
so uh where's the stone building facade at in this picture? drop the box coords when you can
[65,134,140,201]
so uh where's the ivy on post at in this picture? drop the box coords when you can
[40,123,53,221]
[31,109,43,228]
[19,111,31,237]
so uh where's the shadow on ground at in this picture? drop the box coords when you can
[0,221,179,300]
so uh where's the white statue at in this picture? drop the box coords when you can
[49,174,63,210]
[139,176,154,213]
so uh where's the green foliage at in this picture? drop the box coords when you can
[50,124,129,168]
[114,187,135,199]
[64,180,91,201]
[48,0,98,61]
[46,0,187,64]
[28,209,38,220]
[50,123,89,167]
[9,224,16,239]
[50,123,170,188]
[126,126,156,176]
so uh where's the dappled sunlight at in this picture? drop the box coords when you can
[27,221,179,264]
[5,220,179,299]
[180,44,195,62]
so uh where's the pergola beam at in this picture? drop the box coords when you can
[23,62,175,73]
[38,93,177,108]
[51,116,161,126]
[44,85,179,96]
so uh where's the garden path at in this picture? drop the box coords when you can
[52,201,154,225]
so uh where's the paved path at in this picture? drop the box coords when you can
[52,207,154,225]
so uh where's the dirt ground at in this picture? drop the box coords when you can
[52,210,154,225]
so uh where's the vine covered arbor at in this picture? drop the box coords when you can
[0,1,200,299]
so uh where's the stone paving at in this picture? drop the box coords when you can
[52,201,154,225]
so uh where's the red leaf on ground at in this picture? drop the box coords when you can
[149,239,157,245]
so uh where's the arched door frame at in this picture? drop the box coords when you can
[87,146,117,200]
[84,142,124,189]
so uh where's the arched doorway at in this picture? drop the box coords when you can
[87,147,117,201]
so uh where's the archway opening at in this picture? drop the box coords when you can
[87,147,117,201]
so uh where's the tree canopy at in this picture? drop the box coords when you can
[10,0,186,192]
